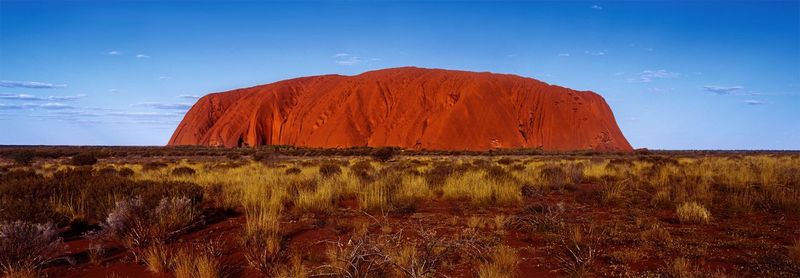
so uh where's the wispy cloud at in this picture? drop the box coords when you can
[108,89,120,93]
[0,102,74,110]
[648,87,673,93]
[35,103,74,110]
[0,80,67,89]
[744,100,764,105]
[0,104,23,110]
[591,5,603,10]
[332,53,380,66]
[133,102,193,110]
[178,94,202,100]
[136,54,150,59]
[703,85,744,95]
[0,93,85,101]
[108,50,121,55]
[585,50,606,56]
[108,111,183,118]
[558,53,570,57]
[159,76,171,80]
[635,70,680,82]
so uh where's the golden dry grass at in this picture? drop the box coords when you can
[443,170,521,207]
[676,202,711,224]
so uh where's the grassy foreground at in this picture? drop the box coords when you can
[0,148,799,277]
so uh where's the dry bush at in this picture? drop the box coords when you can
[371,147,400,162]
[118,167,135,177]
[676,202,711,224]
[539,165,569,189]
[424,162,458,190]
[319,163,342,177]
[252,151,276,164]
[507,203,565,234]
[497,158,515,165]
[0,221,63,277]
[0,167,203,226]
[7,151,35,165]
[172,166,196,176]
[350,160,374,173]
[98,167,119,176]
[320,234,392,278]
[100,196,202,258]
[142,161,168,171]
[285,167,302,175]
[557,225,596,278]
[70,152,98,166]
[477,245,518,278]
[387,227,462,277]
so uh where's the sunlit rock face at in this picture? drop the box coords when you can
[169,67,632,152]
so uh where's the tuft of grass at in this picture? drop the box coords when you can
[477,245,518,278]
[143,242,173,273]
[676,202,711,224]
[172,249,221,278]
[670,257,692,278]
[790,239,800,266]
[640,224,671,246]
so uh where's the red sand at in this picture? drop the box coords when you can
[169,67,632,151]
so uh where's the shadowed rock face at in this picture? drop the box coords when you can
[169,67,633,151]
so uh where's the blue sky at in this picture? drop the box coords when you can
[0,1,798,149]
